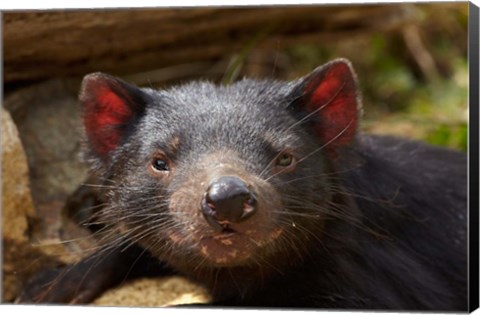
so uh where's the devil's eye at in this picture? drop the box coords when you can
[151,158,169,172]
[276,153,294,167]
[148,151,172,177]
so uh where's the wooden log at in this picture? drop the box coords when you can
[4,5,418,83]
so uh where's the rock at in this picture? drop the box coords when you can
[1,108,63,301]
[4,79,90,244]
[1,108,34,241]
[2,108,34,301]
[93,276,211,307]
[2,83,96,302]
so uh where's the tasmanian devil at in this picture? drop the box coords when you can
[18,59,467,310]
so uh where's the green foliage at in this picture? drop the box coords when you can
[426,123,468,152]
[404,58,468,151]
[282,5,468,152]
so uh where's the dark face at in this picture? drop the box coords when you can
[80,59,359,271]
[108,80,332,269]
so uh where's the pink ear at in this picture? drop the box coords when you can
[80,73,145,158]
[298,59,360,152]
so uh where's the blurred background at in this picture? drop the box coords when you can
[2,2,469,304]
[4,3,469,150]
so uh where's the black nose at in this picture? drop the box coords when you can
[201,176,257,228]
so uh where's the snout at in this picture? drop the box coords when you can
[201,176,257,230]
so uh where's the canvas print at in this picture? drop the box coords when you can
[1,2,474,311]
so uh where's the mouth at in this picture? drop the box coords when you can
[165,219,285,267]
[199,230,254,266]
[196,225,284,267]
[215,220,241,234]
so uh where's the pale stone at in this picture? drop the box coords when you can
[93,276,211,307]
[1,107,37,301]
